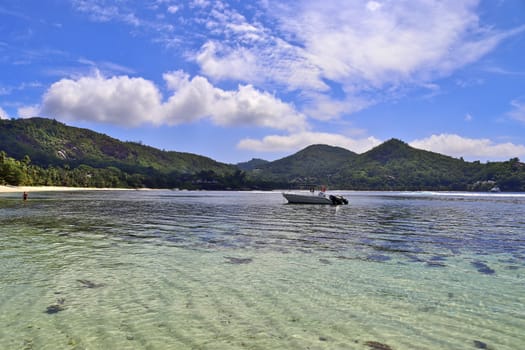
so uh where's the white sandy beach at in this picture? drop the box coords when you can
[0,185,132,193]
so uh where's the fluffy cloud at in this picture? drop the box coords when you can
[237,131,381,154]
[410,134,525,161]
[41,73,163,126]
[72,0,524,123]
[162,71,307,130]
[39,71,307,131]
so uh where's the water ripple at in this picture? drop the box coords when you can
[1,190,525,349]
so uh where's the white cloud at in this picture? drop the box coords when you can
[72,0,523,101]
[18,105,40,118]
[190,0,524,119]
[69,0,523,123]
[240,132,525,161]
[211,84,305,130]
[72,0,177,43]
[196,41,259,82]
[39,71,307,131]
[161,71,308,131]
[191,0,210,8]
[167,5,179,14]
[366,1,382,12]
[508,99,525,123]
[41,73,163,126]
[410,134,525,161]
[72,0,141,26]
[196,0,525,112]
[227,22,260,37]
[237,131,381,154]
[191,3,328,92]
[0,106,9,119]
[465,113,473,121]
[77,58,136,75]
[0,81,43,96]
[301,93,373,121]
[274,0,521,88]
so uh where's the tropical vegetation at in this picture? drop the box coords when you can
[1,118,524,191]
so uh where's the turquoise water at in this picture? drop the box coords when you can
[0,190,524,349]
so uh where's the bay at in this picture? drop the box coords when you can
[0,190,524,349]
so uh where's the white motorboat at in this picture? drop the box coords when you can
[282,191,348,205]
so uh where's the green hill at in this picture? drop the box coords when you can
[236,158,269,171]
[0,118,232,173]
[331,139,480,190]
[0,118,235,188]
[1,118,524,191]
[247,139,525,191]
[247,144,357,187]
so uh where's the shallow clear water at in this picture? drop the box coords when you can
[0,190,524,349]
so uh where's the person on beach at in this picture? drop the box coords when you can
[23,191,28,201]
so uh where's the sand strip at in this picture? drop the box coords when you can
[0,185,131,193]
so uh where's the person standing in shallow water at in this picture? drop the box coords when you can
[23,192,28,201]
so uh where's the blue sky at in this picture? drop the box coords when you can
[1,0,525,164]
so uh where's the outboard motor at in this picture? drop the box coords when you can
[329,195,348,205]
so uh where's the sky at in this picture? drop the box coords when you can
[1,0,525,164]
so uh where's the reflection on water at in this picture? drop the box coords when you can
[0,190,524,349]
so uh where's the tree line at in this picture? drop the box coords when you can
[2,149,524,191]
[1,150,130,188]
[0,150,255,190]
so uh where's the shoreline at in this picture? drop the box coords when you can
[0,185,134,193]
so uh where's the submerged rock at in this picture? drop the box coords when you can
[471,261,495,275]
[473,340,488,349]
[365,341,393,350]
[224,256,253,264]
[426,261,446,268]
[404,254,425,263]
[77,279,105,288]
[429,255,447,261]
[367,254,391,262]
[45,304,64,314]
[45,298,66,314]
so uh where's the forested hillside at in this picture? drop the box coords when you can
[246,140,525,191]
[244,144,358,187]
[333,139,483,190]
[0,118,241,189]
[1,118,524,191]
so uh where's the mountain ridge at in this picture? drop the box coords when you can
[0,117,234,174]
[1,117,524,191]
[247,144,357,186]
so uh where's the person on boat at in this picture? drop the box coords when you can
[23,191,28,201]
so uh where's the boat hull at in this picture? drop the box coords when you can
[282,192,334,204]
